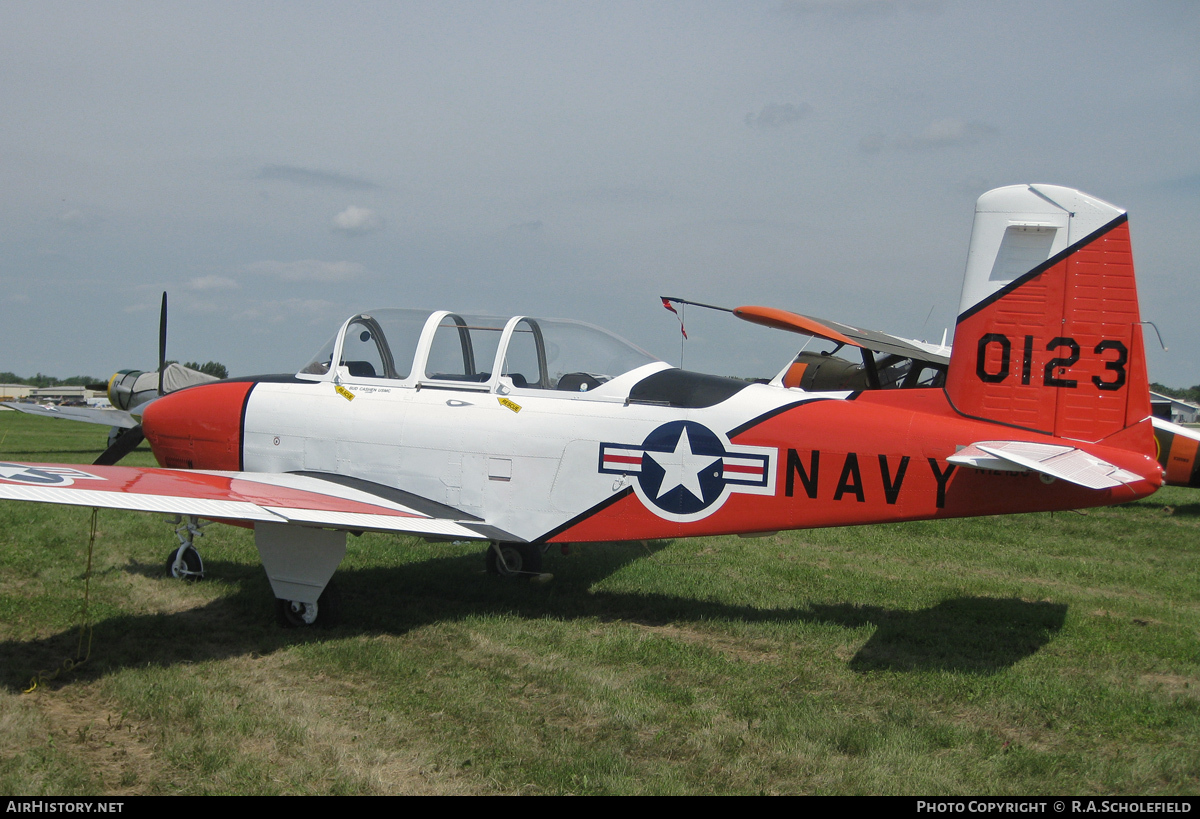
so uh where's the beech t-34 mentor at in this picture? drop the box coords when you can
[0,185,1163,627]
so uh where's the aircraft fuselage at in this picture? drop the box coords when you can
[143,370,1159,545]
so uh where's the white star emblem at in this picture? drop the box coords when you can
[0,463,102,485]
[644,427,719,501]
[0,464,60,484]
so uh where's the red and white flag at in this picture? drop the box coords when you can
[660,297,687,339]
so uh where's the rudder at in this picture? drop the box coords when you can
[944,184,1151,443]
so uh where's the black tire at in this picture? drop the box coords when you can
[276,581,341,629]
[485,542,543,578]
[164,545,204,581]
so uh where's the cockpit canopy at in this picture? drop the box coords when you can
[299,309,661,392]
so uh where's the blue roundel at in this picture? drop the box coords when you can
[0,463,67,485]
[637,421,727,516]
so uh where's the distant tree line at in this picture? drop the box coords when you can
[1150,383,1200,404]
[2,361,228,387]
[0,372,99,388]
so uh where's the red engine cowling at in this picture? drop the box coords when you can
[142,381,254,471]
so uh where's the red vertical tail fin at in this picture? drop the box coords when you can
[944,185,1151,444]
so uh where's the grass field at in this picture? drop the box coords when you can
[0,410,1197,795]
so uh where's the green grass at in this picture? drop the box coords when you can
[0,411,1197,794]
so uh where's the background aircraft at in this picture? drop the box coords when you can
[661,296,950,391]
[1,294,218,462]
[0,185,1164,628]
[669,294,1197,490]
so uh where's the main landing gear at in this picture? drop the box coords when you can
[485,542,552,582]
[256,522,347,630]
[275,581,341,628]
[165,516,208,581]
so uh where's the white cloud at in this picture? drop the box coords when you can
[859,119,998,153]
[56,208,100,230]
[554,186,669,205]
[895,119,997,150]
[858,132,887,154]
[246,260,368,282]
[187,275,239,291]
[331,206,384,236]
[777,0,938,18]
[508,219,543,233]
[235,298,344,325]
[745,102,812,130]
[258,165,377,190]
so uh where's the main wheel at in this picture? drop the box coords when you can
[165,545,204,581]
[485,542,543,578]
[275,581,341,629]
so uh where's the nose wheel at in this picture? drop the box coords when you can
[164,516,208,581]
[165,544,204,581]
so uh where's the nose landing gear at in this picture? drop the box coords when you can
[165,516,208,581]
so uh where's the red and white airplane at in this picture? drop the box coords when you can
[0,184,1163,626]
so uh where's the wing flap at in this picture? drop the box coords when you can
[2,402,139,428]
[947,441,1142,490]
[263,507,483,537]
[0,461,489,539]
[0,483,281,521]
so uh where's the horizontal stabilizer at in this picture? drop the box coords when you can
[947,441,1143,490]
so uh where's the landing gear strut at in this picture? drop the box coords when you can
[254,522,348,629]
[485,542,546,580]
[165,516,208,581]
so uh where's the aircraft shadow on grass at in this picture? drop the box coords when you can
[0,542,1065,691]
[806,598,1066,674]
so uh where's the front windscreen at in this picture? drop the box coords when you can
[299,309,430,379]
[339,310,428,379]
[299,333,337,375]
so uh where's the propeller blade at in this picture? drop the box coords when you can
[158,292,168,396]
[94,425,145,466]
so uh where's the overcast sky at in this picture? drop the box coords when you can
[2,1,1197,386]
